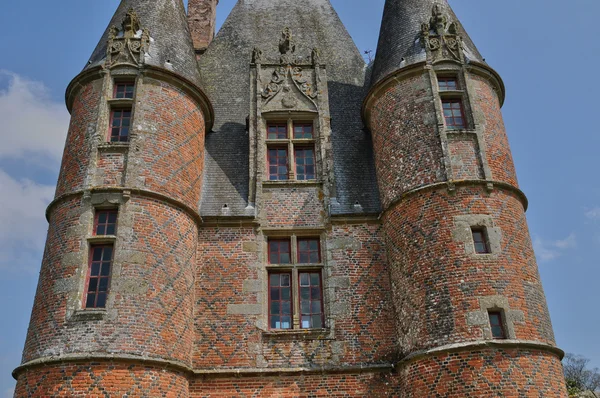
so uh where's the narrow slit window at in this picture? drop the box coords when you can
[442,99,465,129]
[488,311,506,339]
[293,124,314,139]
[269,272,293,329]
[294,147,316,181]
[438,77,459,91]
[472,227,490,254]
[268,147,289,180]
[299,271,324,329]
[297,238,320,264]
[110,109,132,142]
[85,245,113,309]
[268,239,291,264]
[267,123,288,140]
[94,210,118,236]
[114,82,135,99]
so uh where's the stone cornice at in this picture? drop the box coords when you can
[380,180,529,218]
[362,61,506,130]
[13,354,393,380]
[46,188,203,226]
[65,64,214,131]
[396,340,565,369]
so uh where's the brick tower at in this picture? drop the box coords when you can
[365,0,568,395]
[12,0,213,396]
[13,0,568,396]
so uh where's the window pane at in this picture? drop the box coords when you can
[99,278,109,292]
[88,278,98,292]
[281,287,290,300]
[301,316,311,329]
[86,293,96,308]
[92,248,103,261]
[271,287,280,300]
[300,273,310,286]
[270,301,280,315]
[271,315,280,329]
[312,315,323,328]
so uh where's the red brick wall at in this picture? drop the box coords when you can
[21,196,83,363]
[399,349,567,397]
[15,362,189,397]
[383,186,556,352]
[96,151,125,186]
[135,77,205,209]
[370,74,444,208]
[194,224,397,370]
[447,135,483,180]
[189,372,401,397]
[55,80,103,197]
[262,186,326,228]
[20,197,197,365]
[469,73,518,186]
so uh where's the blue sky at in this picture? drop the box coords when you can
[0,0,598,395]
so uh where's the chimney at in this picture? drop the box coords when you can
[188,0,219,55]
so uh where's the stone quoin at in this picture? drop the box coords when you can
[13,0,568,396]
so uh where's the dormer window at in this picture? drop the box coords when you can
[113,81,135,99]
[442,99,465,129]
[266,120,317,182]
[438,77,459,91]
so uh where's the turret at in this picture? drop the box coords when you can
[364,0,568,395]
[13,0,212,396]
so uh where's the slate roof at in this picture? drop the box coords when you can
[198,0,381,216]
[83,0,202,87]
[371,0,483,87]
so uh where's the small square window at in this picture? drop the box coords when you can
[442,99,465,129]
[488,311,506,339]
[438,77,459,91]
[297,238,320,264]
[269,272,293,329]
[294,147,316,181]
[299,271,323,329]
[293,124,314,139]
[85,245,114,309]
[114,82,135,99]
[472,228,490,254]
[110,109,132,142]
[268,147,289,180]
[268,239,291,264]
[94,210,118,236]
[267,123,288,140]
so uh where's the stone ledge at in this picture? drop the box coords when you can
[396,340,565,369]
[13,354,393,380]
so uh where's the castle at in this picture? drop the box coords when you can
[12,0,569,396]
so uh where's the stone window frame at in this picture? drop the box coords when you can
[69,192,129,321]
[83,244,115,309]
[452,214,501,258]
[433,66,476,132]
[263,114,320,184]
[466,295,524,341]
[99,69,140,147]
[262,231,329,333]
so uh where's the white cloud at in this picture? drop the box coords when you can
[534,233,577,263]
[0,169,55,273]
[585,208,600,221]
[0,71,69,165]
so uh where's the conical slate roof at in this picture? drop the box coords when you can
[84,0,202,87]
[371,0,483,86]
[198,0,381,216]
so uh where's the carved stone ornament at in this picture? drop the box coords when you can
[257,28,319,107]
[421,4,463,62]
[106,8,151,68]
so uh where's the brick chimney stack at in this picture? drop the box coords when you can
[188,0,218,55]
